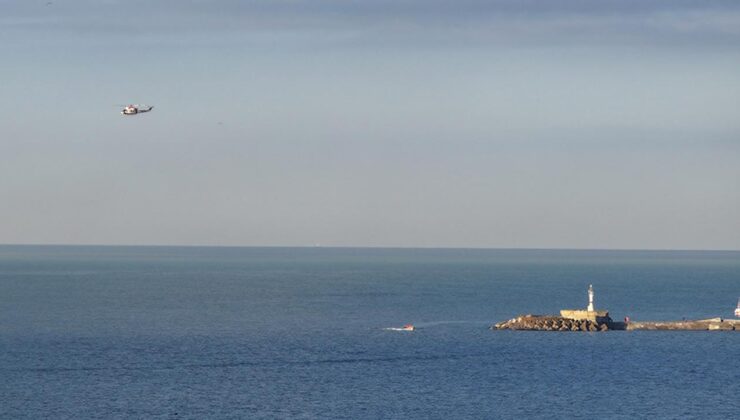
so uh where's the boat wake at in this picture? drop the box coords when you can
[411,320,491,328]
[383,320,490,331]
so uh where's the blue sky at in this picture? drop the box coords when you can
[1,0,739,249]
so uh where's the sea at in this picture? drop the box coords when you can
[1,246,738,419]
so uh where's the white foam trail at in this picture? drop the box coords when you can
[412,320,491,328]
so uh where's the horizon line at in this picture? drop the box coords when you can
[1,243,738,253]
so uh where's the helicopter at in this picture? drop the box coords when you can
[120,104,154,115]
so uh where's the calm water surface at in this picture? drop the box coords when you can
[1,246,738,418]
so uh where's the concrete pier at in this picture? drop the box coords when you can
[625,318,740,331]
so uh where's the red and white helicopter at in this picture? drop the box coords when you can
[120,104,154,115]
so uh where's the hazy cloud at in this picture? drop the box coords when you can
[3,0,740,48]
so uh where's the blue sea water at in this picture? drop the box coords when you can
[1,246,738,419]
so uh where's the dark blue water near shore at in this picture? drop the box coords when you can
[1,246,738,418]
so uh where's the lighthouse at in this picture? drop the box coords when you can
[587,284,595,312]
[560,284,610,323]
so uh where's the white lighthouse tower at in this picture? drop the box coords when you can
[587,284,595,312]
[560,284,609,322]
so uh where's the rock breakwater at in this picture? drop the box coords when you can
[493,315,611,332]
[493,315,740,332]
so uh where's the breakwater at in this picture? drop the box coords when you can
[493,315,613,331]
[626,318,739,331]
[493,315,740,331]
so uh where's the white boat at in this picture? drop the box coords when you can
[735,298,740,317]
[384,324,415,332]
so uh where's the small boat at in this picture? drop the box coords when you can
[384,324,415,332]
[735,298,740,317]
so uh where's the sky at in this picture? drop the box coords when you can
[1,0,739,249]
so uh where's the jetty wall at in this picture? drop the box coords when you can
[626,318,739,331]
